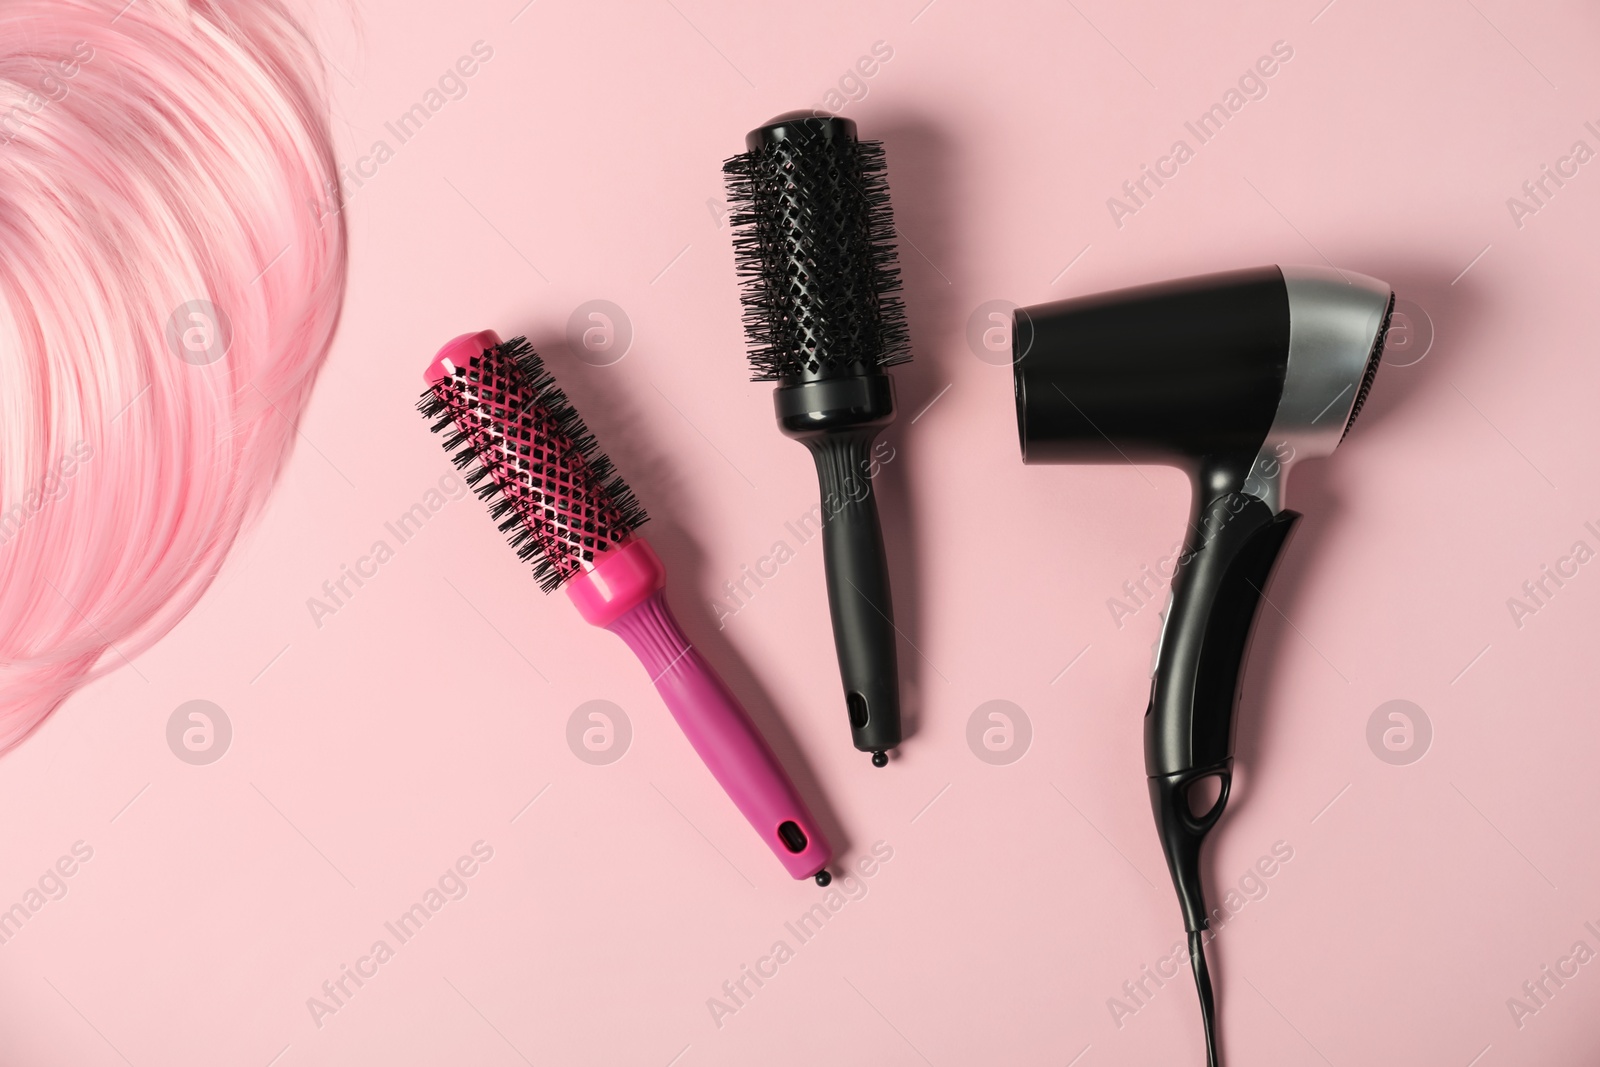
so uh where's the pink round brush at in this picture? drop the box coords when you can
[420,330,833,883]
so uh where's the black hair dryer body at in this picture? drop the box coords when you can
[1013,265,1394,1065]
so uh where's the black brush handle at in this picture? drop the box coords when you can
[806,428,901,755]
[776,375,902,761]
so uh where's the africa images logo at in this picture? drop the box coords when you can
[1105,41,1295,229]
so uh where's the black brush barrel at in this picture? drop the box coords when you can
[726,113,910,383]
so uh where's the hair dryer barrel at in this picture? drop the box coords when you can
[1013,266,1290,466]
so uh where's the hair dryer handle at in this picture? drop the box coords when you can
[1147,483,1298,931]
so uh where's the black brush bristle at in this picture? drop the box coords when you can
[723,122,911,383]
[417,337,648,593]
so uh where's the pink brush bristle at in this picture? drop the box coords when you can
[418,336,648,593]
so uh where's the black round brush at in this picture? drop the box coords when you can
[723,112,910,766]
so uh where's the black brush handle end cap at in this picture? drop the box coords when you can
[747,112,856,151]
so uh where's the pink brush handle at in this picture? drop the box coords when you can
[567,540,831,881]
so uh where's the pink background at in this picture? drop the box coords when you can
[4,0,1600,1063]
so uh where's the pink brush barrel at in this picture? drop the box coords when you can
[568,539,832,881]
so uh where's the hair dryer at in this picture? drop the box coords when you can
[1013,265,1394,1065]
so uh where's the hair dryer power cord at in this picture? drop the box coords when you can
[1188,929,1220,1066]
